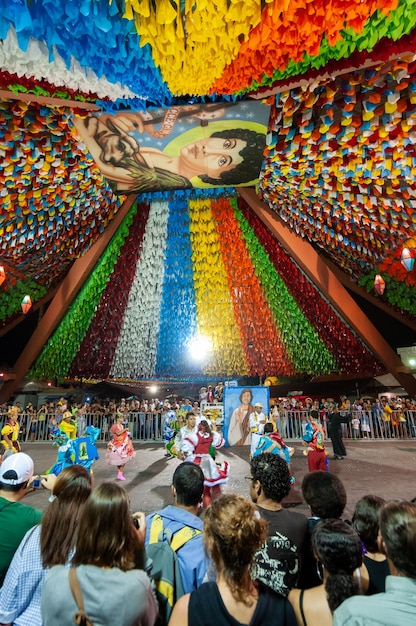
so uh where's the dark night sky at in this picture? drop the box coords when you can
[349,290,416,351]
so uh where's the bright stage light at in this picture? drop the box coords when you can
[189,335,212,361]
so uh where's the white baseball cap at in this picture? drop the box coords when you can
[0,452,34,486]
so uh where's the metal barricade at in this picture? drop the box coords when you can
[272,409,415,442]
[2,407,415,446]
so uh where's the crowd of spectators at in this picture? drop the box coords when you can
[1,390,416,445]
[1,448,415,626]
[270,395,416,440]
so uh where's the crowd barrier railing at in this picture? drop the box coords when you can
[1,409,415,445]
[270,409,416,441]
[0,412,165,444]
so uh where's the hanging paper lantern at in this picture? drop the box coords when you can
[374,274,385,295]
[400,247,416,272]
[21,295,32,314]
[0,266,5,287]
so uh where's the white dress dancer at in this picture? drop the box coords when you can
[182,419,230,507]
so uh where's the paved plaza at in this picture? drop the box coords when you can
[21,438,416,519]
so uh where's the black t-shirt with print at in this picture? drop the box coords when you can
[251,506,309,596]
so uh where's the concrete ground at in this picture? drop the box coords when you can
[20,438,416,519]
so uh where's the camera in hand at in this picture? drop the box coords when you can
[32,478,42,489]
[132,516,140,529]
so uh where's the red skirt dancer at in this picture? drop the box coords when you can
[183,420,229,507]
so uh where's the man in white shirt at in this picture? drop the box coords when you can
[249,402,267,457]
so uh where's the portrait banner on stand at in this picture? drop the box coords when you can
[72,100,270,194]
[223,385,270,447]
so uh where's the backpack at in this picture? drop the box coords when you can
[147,513,202,626]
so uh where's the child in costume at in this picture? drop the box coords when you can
[162,403,181,458]
[253,422,295,484]
[105,412,136,480]
[302,410,328,471]
[1,406,21,454]
[182,419,229,507]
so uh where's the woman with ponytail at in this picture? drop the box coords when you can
[289,519,362,626]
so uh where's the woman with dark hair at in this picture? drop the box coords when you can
[41,482,157,626]
[227,388,255,446]
[0,466,92,626]
[168,493,297,626]
[352,494,389,594]
[289,519,362,626]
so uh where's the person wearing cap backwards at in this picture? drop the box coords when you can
[248,402,267,458]
[0,452,43,586]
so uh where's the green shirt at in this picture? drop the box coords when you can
[0,496,43,586]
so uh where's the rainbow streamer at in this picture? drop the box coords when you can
[110,200,170,378]
[189,197,248,377]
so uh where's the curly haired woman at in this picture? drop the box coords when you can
[169,493,297,626]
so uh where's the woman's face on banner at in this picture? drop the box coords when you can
[241,390,252,405]
[179,137,246,179]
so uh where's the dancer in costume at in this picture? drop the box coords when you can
[58,410,77,439]
[302,410,328,471]
[47,430,76,475]
[162,403,183,458]
[74,425,101,473]
[175,412,199,460]
[182,419,229,508]
[253,422,296,484]
[47,425,101,475]
[1,406,21,455]
[106,412,136,480]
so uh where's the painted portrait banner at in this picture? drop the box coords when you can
[72,101,270,194]
[223,385,270,447]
